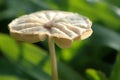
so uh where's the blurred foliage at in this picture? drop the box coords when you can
[0,0,120,80]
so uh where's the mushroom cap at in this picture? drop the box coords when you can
[8,10,92,48]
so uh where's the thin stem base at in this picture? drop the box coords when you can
[48,37,58,80]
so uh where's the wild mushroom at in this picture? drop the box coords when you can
[8,10,92,80]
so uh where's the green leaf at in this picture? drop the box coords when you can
[0,0,52,20]
[86,68,107,80]
[59,41,86,62]
[105,0,120,7]
[91,25,120,51]
[58,62,85,80]
[0,33,51,80]
[0,58,27,80]
[0,33,85,80]
[68,0,120,30]
[110,52,120,80]
[0,76,20,80]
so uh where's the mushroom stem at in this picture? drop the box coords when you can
[48,36,58,80]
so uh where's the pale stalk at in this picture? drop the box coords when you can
[48,36,58,80]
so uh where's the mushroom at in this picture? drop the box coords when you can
[8,10,92,80]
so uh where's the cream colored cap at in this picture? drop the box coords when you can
[8,10,92,48]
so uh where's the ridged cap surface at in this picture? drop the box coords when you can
[8,10,92,48]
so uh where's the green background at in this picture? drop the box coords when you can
[0,0,120,80]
